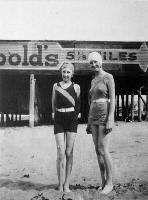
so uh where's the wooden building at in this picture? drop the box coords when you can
[0,40,148,127]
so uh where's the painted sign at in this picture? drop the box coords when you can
[0,41,148,72]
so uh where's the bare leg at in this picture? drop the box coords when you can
[91,125,106,189]
[55,133,65,192]
[64,132,76,192]
[97,126,113,194]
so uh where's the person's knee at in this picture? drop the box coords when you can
[97,146,106,156]
[65,148,73,158]
[57,146,65,161]
[95,148,99,155]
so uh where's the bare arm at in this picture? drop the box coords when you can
[74,84,81,117]
[74,84,80,98]
[108,74,115,120]
[52,83,57,114]
[106,74,115,128]
[88,80,93,106]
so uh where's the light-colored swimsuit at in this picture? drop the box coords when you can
[89,73,113,126]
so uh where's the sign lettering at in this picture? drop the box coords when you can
[0,42,147,72]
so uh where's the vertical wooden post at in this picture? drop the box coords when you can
[125,94,129,120]
[126,94,129,110]
[121,94,125,119]
[15,114,17,121]
[1,113,4,125]
[115,95,117,119]
[117,95,119,118]
[131,92,134,121]
[138,90,142,121]
[19,114,21,121]
[29,74,35,127]
[11,114,14,122]
[146,92,148,121]
[145,79,148,121]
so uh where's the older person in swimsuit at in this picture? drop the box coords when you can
[87,52,115,194]
[52,62,80,192]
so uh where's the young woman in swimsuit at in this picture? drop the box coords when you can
[52,62,80,192]
[87,52,115,194]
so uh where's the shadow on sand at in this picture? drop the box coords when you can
[0,179,57,191]
[0,178,99,192]
[1,178,148,200]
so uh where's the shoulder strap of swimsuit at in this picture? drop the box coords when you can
[55,84,75,106]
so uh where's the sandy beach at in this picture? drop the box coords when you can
[0,122,148,200]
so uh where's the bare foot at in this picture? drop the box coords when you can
[57,185,63,192]
[100,183,113,195]
[98,181,106,191]
[63,185,71,193]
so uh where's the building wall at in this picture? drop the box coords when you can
[0,40,148,126]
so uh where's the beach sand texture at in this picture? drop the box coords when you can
[0,122,148,200]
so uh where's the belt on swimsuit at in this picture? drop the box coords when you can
[92,98,110,103]
[56,107,75,112]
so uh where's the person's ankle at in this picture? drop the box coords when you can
[100,183,113,194]
[63,184,70,193]
[57,184,63,192]
[106,181,113,186]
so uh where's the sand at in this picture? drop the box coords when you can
[0,122,148,200]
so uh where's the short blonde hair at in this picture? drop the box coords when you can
[60,62,74,74]
[88,52,102,65]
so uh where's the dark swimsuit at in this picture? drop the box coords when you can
[54,82,80,134]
